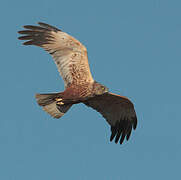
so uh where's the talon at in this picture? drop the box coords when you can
[56,98,62,102]
[57,101,64,105]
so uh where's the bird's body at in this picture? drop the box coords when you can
[18,22,137,144]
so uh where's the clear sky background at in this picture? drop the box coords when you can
[0,0,181,179]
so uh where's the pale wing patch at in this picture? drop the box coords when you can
[18,23,94,88]
[43,31,94,87]
[53,52,74,87]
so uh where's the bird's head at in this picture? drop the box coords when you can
[93,82,109,96]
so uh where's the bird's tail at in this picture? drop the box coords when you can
[35,93,72,118]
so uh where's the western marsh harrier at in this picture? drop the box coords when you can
[18,22,137,144]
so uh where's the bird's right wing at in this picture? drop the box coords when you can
[18,22,94,88]
[84,93,137,144]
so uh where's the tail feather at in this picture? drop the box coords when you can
[35,93,60,106]
[35,93,72,118]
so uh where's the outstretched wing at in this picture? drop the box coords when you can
[18,22,94,87]
[84,92,137,144]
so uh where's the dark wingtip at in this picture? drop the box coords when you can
[110,136,114,142]
[37,22,61,32]
[110,126,117,142]
[18,35,32,40]
[120,134,126,144]
[133,116,137,130]
[23,41,34,45]
[23,25,35,29]
[109,117,137,145]
[115,139,119,144]
[23,25,47,31]
[115,135,119,143]
[18,30,33,34]
[126,126,132,141]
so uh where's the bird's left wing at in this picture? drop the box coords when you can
[83,92,137,144]
[18,22,94,88]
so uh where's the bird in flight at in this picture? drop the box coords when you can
[18,22,137,144]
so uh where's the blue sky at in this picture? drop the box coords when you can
[1,0,181,179]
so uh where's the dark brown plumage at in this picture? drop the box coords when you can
[18,22,137,145]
